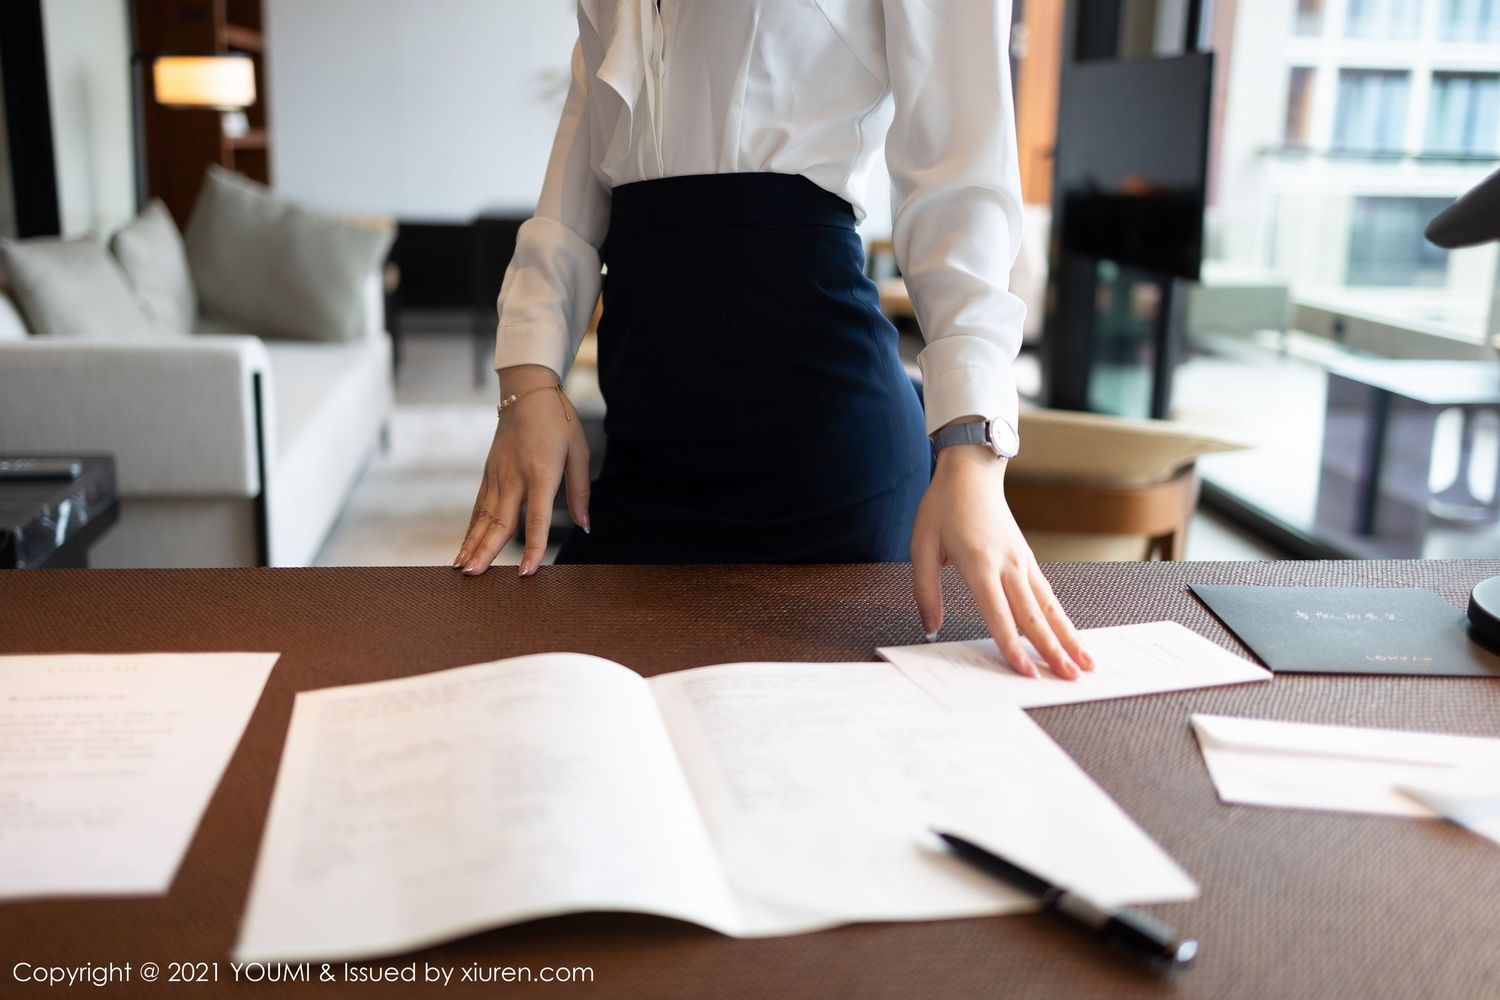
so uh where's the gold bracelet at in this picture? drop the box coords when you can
[497,383,571,422]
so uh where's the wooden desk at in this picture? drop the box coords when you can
[3,561,1499,998]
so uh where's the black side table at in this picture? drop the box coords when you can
[0,455,120,568]
[1315,360,1500,558]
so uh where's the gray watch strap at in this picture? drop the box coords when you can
[929,419,1014,458]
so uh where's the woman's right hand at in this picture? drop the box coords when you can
[454,364,591,577]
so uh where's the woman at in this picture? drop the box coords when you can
[455,0,1092,680]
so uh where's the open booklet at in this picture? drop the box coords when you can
[236,655,1197,962]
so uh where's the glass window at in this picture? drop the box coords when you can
[1439,0,1500,43]
[1333,69,1410,153]
[1176,3,1500,561]
[1345,0,1422,38]
[1285,67,1315,145]
[1296,0,1326,35]
[1426,73,1500,155]
[1347,197,1451,287]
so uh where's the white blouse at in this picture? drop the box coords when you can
[495,0,1026,441]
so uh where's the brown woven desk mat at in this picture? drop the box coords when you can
[2,560,1499,999]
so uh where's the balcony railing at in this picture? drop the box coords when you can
[1263,143,1500,164]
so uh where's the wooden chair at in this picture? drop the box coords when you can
[1004,409,1252,561]
[1007,465,1202,561]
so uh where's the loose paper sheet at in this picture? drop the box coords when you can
[877,621,1268,710]
[0,652,278,899]
[1400,771,1500,848]
[1191,714,1500,816]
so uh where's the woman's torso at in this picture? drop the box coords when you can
[577,0,896,219]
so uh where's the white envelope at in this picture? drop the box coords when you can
[1190,714,1500,817]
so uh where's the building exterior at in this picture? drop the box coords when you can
[1211,0,1500,343]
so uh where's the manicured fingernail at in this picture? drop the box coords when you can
[923,629,939,643]
[581,517,591,535]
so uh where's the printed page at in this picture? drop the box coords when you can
[0,652,278,899]
[235,654,736,962]
[649,662,1198,937]
[878,621,1268,710]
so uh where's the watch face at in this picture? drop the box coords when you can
[989,420,1019,458]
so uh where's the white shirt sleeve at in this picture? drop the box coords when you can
[881,0,1027,443]
[493,37,611,382]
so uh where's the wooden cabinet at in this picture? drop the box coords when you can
[132,0,271,226]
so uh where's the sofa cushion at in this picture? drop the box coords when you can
[0,291,29,341]
[262,340,372,461]
[0,236,157,339]
[111,198,197,336]
[185,166,394,343]
[261,335,392,565]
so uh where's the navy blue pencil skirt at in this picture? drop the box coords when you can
[554,172,930,565]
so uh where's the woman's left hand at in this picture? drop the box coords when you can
[910,442,1094,680]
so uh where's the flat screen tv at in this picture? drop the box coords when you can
[1054,52,1213,282]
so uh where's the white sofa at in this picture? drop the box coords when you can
[0,266,392,569]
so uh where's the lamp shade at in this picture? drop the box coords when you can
[153,55,256,110]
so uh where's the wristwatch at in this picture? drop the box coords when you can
[929,418,1018,459]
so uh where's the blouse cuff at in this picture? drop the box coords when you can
[493,216,603,380]
[492,321,575,381]
[916,334,1020,445]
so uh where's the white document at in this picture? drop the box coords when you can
[1191,714,1500,816]
[0,652,279,899]
[236,655,1196,962]
[1400,771,1500,848]
[649,661,1198,936]
[237,655,737,963]
[877,621,1268,710]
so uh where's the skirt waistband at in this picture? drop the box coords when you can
[607,172,856,237]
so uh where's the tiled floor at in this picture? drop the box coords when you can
[316,327,1285,567]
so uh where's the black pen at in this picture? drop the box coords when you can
[933,830,1198,970]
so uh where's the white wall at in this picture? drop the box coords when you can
[41,0,138,237]
[266,0,579,220]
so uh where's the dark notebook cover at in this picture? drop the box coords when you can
[1188,585,1500,677]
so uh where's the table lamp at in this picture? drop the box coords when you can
[1426,166,1500,647]
[152,55,257,138]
